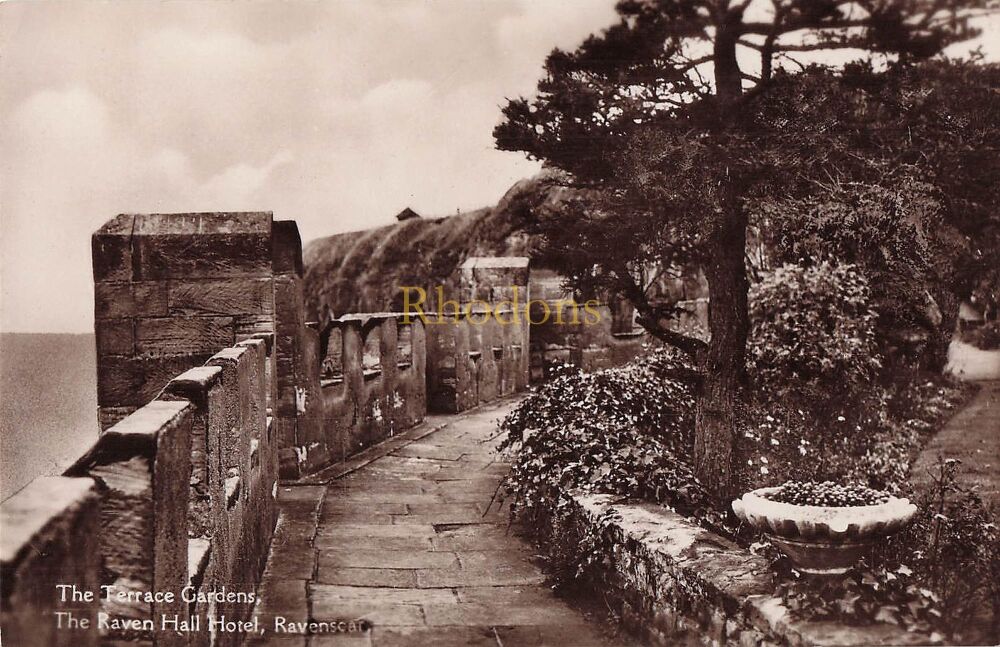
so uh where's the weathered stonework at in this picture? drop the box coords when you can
[65,400,194,647]
[318,314,428,466]
[425,257,530,413]
[92,213,275,428]
[557,491,934,647]
[528,267,651,378]
[1,477,102,647]
[4,213,538,645]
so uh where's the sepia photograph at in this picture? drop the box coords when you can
[1,0,999,645]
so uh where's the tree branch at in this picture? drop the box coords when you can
[612,264,708,359]
[636,312,709,356]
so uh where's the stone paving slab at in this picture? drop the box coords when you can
[252,397,635,646]
[318,549,460,569]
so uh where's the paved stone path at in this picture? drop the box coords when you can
[911,380,1000,514]
[249,398,631,647]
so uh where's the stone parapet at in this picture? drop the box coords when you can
[64,400,194,647]
[558,491,932,647]
[315,313,427,471]
[0,477,102,647]
[425,257,530,413]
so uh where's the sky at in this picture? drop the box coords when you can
[1,0,997,333]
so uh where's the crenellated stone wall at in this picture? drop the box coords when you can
[318,313,427,464]
[2,326,279,646]
[424,257,530,413]
[1,213,534,646]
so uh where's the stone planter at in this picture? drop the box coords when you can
[732,486,918,575]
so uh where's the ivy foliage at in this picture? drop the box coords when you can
[496,351,716,523]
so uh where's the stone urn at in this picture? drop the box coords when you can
[732,486,918,576]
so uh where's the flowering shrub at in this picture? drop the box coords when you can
[496,351,715,525]
[737,370,970,493]
[749,262,881,413]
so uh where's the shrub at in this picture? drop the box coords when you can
[777,458,1000,642]
[874,458,1000,640]
[496,351,716,524]
[749,262,881,414]
[737,369,970,493]
[961,320,1000,350]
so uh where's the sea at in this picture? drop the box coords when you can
[0,333,100,501]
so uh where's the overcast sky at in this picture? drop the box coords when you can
[1,1,997,333]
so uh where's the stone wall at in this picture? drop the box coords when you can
[315,313,427,468]
[2,335,277,647]
[527,268,651,378]
[0,477,101,647]
[92,213,277,431]
[556,491,933,647]
[425,257,530,413]
[90,212,429,481]
[1,214,536,645]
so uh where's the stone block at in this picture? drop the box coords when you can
[96,318,135,356]
[236,314,276,340]
[207,346,250,471]
[0,476,101,647]
[271,220,303,276]
[94,281,169,320]
[92,213,134,282]
[65,400,193,647]
[97,353,212,407]
[134,281,169,316]
[168,278,274,316]
[136,316,234,355]
[94,282,133,319]
[132,212,272,280]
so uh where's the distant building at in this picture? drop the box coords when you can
[395,207,421,222]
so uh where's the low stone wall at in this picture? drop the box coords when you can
[555,491,932,647]
[1,336,278,647]
[527,268,650,377]
[315,313,427,468]
[425,257,530,413]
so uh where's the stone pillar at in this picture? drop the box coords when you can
[460,256,531,400]
[92,212,275,430]
[425,256,530,412]
[271,220,326,478]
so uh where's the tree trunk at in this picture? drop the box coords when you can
[693,21,750,502]
[694,201,750,502]
[926,289,958,373]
